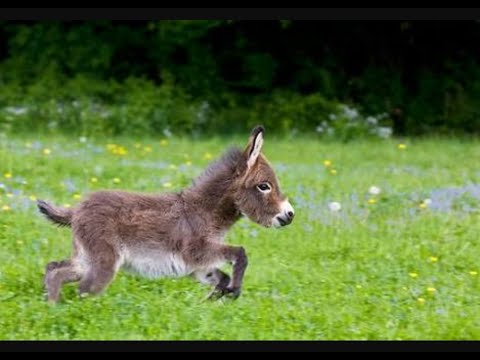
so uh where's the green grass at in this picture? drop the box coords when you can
[1,133,480,340]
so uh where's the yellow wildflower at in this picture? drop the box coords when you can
[114,146,127,156]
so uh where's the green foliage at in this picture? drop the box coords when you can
[211,92,393,141]
[2,22,114,82]
[250,92,338,133]
[0,76,205,137]
[0,74,393,140]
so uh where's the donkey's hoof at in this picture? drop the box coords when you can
[207,286,241,301]
[206,288,224,301]
[224,287,241,300]
[47,298,59,305]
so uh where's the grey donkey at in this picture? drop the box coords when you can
[37,126,295,303]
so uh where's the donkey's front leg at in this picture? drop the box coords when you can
[222,246,248,299]
[191,243,248,300]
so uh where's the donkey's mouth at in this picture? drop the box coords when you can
[272,215,293,228]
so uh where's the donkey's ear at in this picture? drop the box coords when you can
[244,125,265,170]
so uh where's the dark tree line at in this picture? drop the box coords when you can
[1,20,480,135]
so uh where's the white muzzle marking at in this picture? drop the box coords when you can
[272,200,295,228]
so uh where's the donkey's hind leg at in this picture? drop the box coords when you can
[44,260,81,303]
[77,248,119,298]
[44,259,71,287]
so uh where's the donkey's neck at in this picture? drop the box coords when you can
[183,148,243,230]
[185,185,240,229]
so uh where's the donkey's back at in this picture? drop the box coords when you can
[73,190,182,242]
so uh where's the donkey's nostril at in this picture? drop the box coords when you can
[287,211,294,218]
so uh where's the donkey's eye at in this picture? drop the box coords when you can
[257,183,271,193]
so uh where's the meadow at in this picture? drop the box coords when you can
[0,133,479,340]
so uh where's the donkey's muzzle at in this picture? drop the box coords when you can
[273,200,295,228]
[276,211,294,227]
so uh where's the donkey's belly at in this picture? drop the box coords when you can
[122,250,193,278]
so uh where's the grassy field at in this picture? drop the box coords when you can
[0,133,479,340]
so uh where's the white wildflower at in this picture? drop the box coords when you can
[5,106,28,116]
[377,127,393,139]
[328,202,342,212]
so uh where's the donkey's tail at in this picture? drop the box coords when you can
[37,200,73,227]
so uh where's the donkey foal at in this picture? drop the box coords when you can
[38,126,295,303]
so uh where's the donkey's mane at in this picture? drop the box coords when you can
[190,147,243,190]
